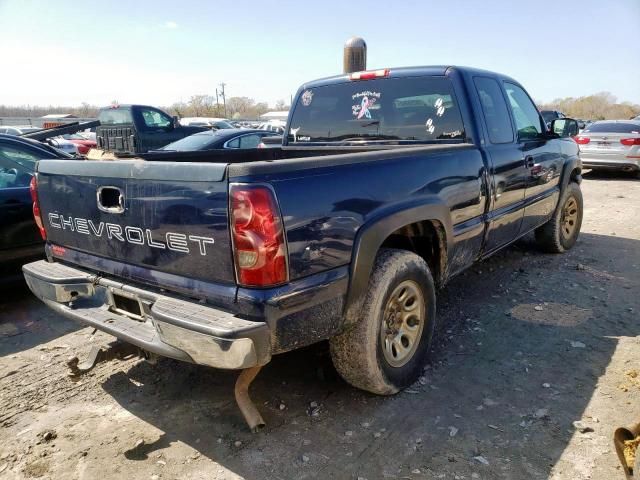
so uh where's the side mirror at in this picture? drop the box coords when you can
[551,118,579,138]
[172,116,179,129]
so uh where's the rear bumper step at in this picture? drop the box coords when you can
[23,260,271,369]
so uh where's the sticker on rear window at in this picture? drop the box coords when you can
[425,118,435,135]
[352,91,381,119]
[301,90,314,106]
[290,126,301,142]
[435,97,446,117]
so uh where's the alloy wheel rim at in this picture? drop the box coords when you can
[561,197,578,240]
[380,280,426,368]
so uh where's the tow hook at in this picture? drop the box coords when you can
[66,341,140,378]
[614,422,640,479]
[234,366,266,432]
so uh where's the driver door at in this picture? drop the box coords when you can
[135,107,176,151]
[503,83,563,235]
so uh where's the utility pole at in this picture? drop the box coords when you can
[219,82,227,118]
[215,88,220,116]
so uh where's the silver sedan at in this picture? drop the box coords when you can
[576,120,640,177]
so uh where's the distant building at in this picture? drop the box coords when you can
[41,113,78,128]
[41,114,78,119]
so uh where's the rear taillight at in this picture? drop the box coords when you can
[574,136,590,145]
[230,184,287,287]
[620,138,640,146]
[349,68,390,80]
[30,176,46,240]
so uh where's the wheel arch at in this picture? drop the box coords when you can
[344,199,452,326]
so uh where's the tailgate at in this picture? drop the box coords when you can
[36,159,235,285]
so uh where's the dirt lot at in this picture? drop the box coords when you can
[1,171,639,480]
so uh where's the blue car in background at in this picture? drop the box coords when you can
[0,134,72,274]
[153,128,281,152]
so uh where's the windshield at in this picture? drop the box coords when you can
[160,132,219,151]
[287,76,466,144]
[584,122,640,134]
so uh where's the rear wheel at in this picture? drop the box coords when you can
[330,249,436,395]
[535,182,583,253]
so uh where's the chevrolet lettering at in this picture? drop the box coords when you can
[47,213,215,255]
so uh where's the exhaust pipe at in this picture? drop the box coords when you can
[234,366,266,432]
[343,37,367,74]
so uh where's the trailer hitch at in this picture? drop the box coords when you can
[66,341,141,378]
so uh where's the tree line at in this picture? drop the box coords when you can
[1,91,637,121]
[0,96,291,120]
[537,91,640,121]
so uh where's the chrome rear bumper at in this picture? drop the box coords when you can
[23,260,271,369]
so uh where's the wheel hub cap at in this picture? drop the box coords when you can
[561,197,578,240]
[381,280,426,368]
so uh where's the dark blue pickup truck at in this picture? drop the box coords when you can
[23,66,582,430]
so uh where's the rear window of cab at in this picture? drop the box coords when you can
[99,108,133,125]
[288,76,465,144]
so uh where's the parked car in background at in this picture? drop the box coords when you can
[0,126,41,135]
[47,137,78,155]
[575,120,640,176]
[540,110,566,127]
[179,117,237,130]
[96,105,207,154]
[153,129,279,152]
[61,133,97,155]
[257,120,286,134]
[0,134,73,273]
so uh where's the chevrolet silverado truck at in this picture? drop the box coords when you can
[23,66,582,431]
[95,104,207,154]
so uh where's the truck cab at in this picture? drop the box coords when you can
[96,105,207,154]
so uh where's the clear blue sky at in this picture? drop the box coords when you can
[0,0,638,107]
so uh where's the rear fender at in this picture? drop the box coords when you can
[343,198,452,325]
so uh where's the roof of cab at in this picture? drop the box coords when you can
[299,65,519,90]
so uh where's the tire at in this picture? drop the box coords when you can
[330,248,436,395]
[535,182,583,253]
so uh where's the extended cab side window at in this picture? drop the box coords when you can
[504,83,544,141]
[473,77,514,144]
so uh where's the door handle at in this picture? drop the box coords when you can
[525,156,535,168]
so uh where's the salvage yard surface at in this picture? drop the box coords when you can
[1,171,638,480]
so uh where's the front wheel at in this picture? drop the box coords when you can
[535,182,583,253]
[330,249,436,395]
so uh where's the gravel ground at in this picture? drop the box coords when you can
[0,170,638,480]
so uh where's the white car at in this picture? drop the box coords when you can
[47,136,78,155]
[179,117,236,129]
[257,121,286,134]
[0,125,41,135]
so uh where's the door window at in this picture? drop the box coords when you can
[504,83,544,141]
[0,144,37,188]
[139,108,172,129]
[239,134,261,148]
[474,77,514,144]
[226,134,262,149]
